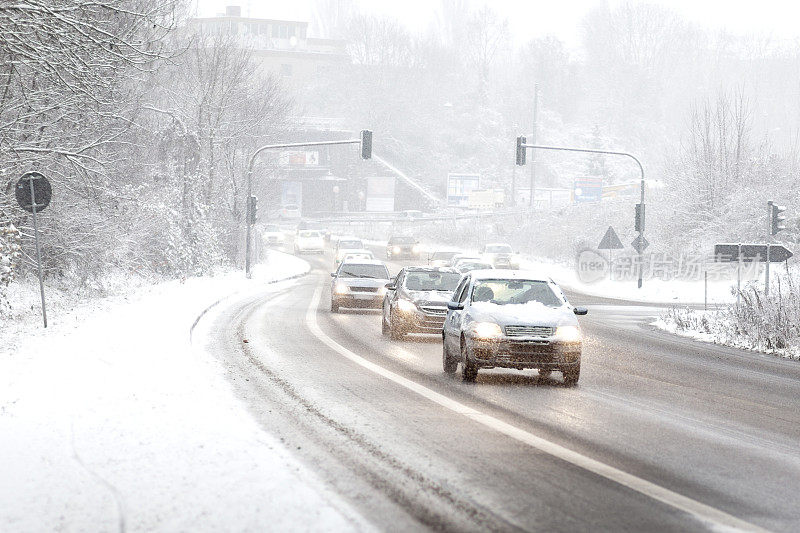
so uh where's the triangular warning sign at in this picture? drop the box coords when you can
[598,226,624,250]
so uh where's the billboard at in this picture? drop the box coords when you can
[447,173,480,207]
[366,176,395,212]
[573,176,603,203]
[278,151,319,166]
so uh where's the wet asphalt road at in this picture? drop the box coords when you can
[199,245,800,532]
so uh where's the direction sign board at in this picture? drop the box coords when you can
[714,243,793,263]
[631,235,649,253]
[598,226,624,250]
[15,172,52,213]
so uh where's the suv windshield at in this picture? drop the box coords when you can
[337,264,389,279]
[471,279,562,306]
[485,244,513,253]
[391,236,417,244]
[404,271,461,291]
[299,230,320,238]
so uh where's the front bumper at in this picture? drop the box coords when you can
[387,248,421,259]
[394,307,447,333]
[332,293,383,308]
[469,337,580,369]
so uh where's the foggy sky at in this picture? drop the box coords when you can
[195,0,800,47]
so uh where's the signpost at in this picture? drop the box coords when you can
[15,171,52,327]
[714,243,793,306]
[598,226,624,250]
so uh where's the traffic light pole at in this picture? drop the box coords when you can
[766,201,772,296]
[520,143,646,287]
[244,136,368,278]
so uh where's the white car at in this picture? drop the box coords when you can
[342,250,375,263]
[262,224,284,246]
[428,250,461,267]
[294,230,325,254]
[481,243,520,269]
[278,204,301,219]
[334,237,366,267]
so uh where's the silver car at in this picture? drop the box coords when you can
[330,260,390,313]
[442,270,588,384]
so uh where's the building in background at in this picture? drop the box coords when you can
[188,5,348,91]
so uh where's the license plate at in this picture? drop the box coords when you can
[353,294,374,300]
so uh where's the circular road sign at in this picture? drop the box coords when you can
[15,172,52,213]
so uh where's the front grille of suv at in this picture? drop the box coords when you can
[350,286,379,293]
[504,325,555,337]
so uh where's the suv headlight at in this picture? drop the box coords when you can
[393,246,401,254]
[555,325,582,342]
[397,299,417,313]
[472,322,503,339]
[334,282,348,294]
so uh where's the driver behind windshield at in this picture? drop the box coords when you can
[471,280,562,306]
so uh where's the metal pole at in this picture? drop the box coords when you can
[529,83,538,209]
[737,244,741,309]
[243,137,363,275]
[765,201,772,296]
[521,142,646,287]
[704,271,708,311]
[28,178,47,327]
[244,166,253,279]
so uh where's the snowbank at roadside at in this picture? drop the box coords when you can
[0,251,366,531]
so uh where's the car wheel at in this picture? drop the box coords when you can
[331,300,340,313]
[443,340,457,374]
[461,340,478,382]
[563,363,580,386]
[389,310,405,340]
[381,307,390,336]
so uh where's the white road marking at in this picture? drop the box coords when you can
[305,284,767,533]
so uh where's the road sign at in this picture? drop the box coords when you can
[714,243,793,263]
[598,226,624,250]
[15,172,52,213]
[631,235,649,253]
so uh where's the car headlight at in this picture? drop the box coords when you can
[393,246,401,254]
[334,282,348,294]
[472,322,503,339]
[397,299,417,313]
[555,325,582,343]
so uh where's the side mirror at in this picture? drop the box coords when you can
[330,272,336,277]
[573,307,588,316]
[385,282,396,290]
[447,301,464,311]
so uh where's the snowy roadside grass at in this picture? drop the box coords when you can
[655,275,800,361]
[0,251,366,532]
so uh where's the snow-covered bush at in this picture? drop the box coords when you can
[0,223,22,316]
[662,273,800,360]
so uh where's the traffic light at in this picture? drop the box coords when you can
[770,201,786,235]
[634,203,645,232]
[247,195,257,225]
[515,136,526,166]
[360,130,372,160]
